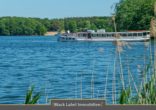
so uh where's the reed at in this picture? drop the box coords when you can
[113,40,125,93]
[66,14,153,105]
[81,70,88,99]
[126,44,133,98]
[119,62,155,104]
[45,73,47,104]
[111,39,153,104]
[81,71,82,99]
[150,17,155,37]
[97,90,99,99]
[154,2,156,81]
[117,40,156,104]
[112,14,127,102]
[154,2,156,102]
[154,2,156,16]
[73,40,153,104]
[118,60,152,104]
[91,52,97,99]
[75,72,77,99]
[91,48,104,99]
[109,6,156,104]
[104,45,113,99]
[112,50,117,104]
[46,73,53,104]
[149,35,153,81]
[68,86,71,99]
[25,84,43,104]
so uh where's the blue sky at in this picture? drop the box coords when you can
[0,0,120,19]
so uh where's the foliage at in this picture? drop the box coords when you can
[25,85,43,104]
[0,17,47,35]
[119,86,131,104]
[64,16,114,32]
[118,62,156,104]
[114,0,155,31]
[51,20,62,31]
[94,19,114,32]
[67,21,77,33]
[94,19,106,29]
[90,23,97,32]
[0,16,115,35]
[84,20,91,28]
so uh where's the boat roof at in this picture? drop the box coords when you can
[78,31,150,34]
[91,31,150,34]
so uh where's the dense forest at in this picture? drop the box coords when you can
[0,16,114,35]
[0,0,155,35]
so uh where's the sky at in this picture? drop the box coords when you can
[0,0,120,19]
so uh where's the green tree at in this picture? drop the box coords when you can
[9,18,16,35]
[77,21,85,29]
[35,22,47,35]
[51,20,62,31]
[95,19,106,29]
[0,20,6,35]
[84,20,91,28]
[2,19,10,35]
[68,21,77,33]
[44,21,51,31]
[90,23,97,32]
[115,0,155,31]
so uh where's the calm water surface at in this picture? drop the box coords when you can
[0,36,153,104]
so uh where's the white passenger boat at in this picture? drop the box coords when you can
[57,29,150,42]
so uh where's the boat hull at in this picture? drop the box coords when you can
[57,36,150,42]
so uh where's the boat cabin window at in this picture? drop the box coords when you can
[79,34,82,37]
[97,34,101,37]
[123,33,127,37]
[102,34,106,37]
[92,34,96,37]
[128,33,132,36]
[112,34,115,37]
[83,34,87,37]
[133,33,137,36]
[143,32,147,36]
[107,34,111,37]
[119,34,122,36]
[138,33,142,36]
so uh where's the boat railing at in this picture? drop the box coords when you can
[61,33,79,37]
[60,32,150,38]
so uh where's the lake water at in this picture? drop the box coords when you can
[0,36,154,104]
